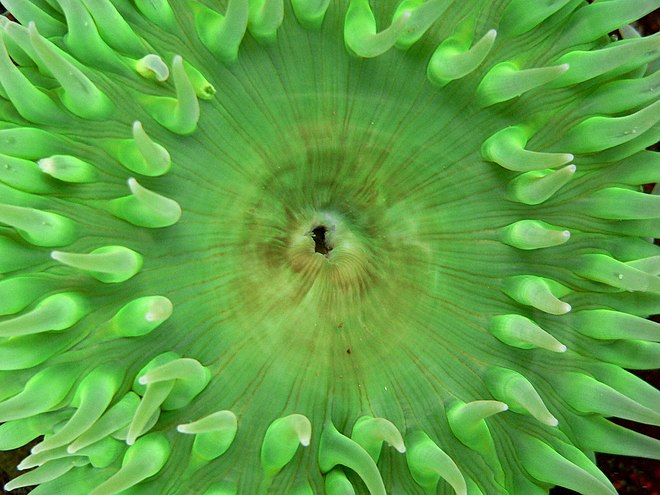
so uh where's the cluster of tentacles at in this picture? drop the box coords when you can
[0,0,658,494]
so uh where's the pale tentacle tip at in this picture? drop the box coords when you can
[37,158,54,174]
[546,416,560,427]
[145,300,172,322]
[127,177,139,190]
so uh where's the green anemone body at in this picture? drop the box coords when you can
[0,0,658,494]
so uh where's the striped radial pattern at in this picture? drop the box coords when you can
[0,1,658,494]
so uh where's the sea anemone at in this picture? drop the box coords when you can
[0,1,658,494]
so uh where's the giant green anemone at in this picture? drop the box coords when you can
[0,1,658,494]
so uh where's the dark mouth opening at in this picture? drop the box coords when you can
[310,225,333,256]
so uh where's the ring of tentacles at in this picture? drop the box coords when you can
[0,1,658,494]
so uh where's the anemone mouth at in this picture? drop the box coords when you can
[309,225,333,256]
[0,1,659,494]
